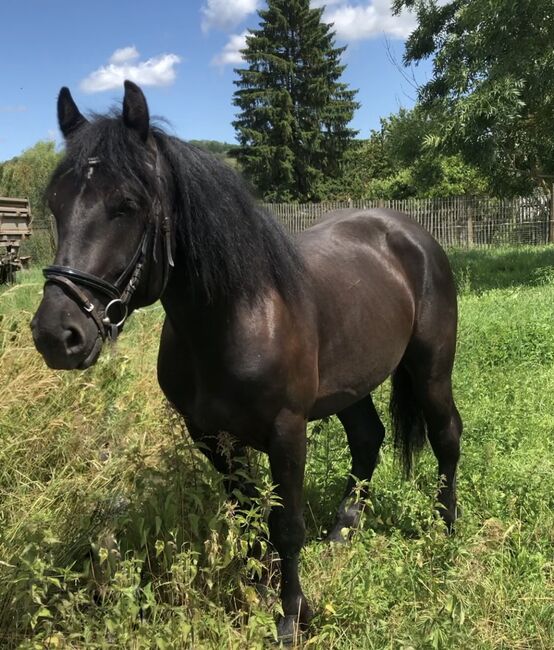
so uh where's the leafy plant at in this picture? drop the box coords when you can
[3,248,554,647]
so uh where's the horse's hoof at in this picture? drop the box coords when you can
[325,526,350,544]
[276,615,306,645]
[444,507,461,535]
[276,599,312,645]
[326,500,362,544]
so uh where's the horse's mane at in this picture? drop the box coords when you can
[153,130,304,304]
[54,111,304,305]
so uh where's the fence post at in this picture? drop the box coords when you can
[466,197,474,248]
[550,184,554,244]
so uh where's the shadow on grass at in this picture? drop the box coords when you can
[449,246,554,293]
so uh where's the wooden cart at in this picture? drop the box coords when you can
[0,197,32,284]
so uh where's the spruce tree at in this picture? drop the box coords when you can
[233,0,359,202]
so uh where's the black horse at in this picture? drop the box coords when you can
[31,82,462,641]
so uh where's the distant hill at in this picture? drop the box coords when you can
[187,140,240,169]
[187,140,238,156]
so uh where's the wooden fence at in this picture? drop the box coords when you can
[265,195,554,248]
[32,194,554,253]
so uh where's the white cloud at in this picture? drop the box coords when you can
[209,1,422,66]
[321,0,417,41]
[80,47,181,93]
[109,45,140,65]
[212,32,249,66]
[311,0,345,8]
[201,0,259,33]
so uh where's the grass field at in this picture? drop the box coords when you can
[1,246,554,649]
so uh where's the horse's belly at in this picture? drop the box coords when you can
[307,247,415,418]
[310,336,407,418]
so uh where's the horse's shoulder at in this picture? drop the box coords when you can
[225,292,310,375]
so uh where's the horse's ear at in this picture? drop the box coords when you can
[122,80,150,142]
[57,87,87,139]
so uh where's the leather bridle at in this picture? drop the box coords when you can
[42,155,174,342]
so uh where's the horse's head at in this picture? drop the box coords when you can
[31,81,173,370]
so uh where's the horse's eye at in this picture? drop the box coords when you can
[114,199,138,218]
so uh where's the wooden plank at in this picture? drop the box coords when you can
[0,196,32,246]
[0,229,31,235]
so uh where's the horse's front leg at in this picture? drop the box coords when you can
[186,424,257,502]
[268,409,312,642]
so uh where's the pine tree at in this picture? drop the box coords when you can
[233,0,359,202]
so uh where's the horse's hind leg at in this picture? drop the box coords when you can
[326,394,385,542]
[403,351,462,529]
[421,375,462,528]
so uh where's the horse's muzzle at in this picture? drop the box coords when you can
[31,285,103,370]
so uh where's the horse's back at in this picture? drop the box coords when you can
[297,207,456,307]
[294,208,457,418]
[298,207,447,258]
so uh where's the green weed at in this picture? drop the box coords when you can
[1,247,554,648]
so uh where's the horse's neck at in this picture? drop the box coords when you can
[160,268,231,342]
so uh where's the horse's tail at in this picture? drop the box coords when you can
[389,363,427,478]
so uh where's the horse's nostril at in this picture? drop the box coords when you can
[63,326,85,354]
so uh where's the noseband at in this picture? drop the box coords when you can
[43,155,174,341]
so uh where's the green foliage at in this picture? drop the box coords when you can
[0,141,61,227]
[19,228,56,268]
[393,0,554,195]
[3,248,554,647]
[366,152,488,200]
[320,133,393,200]
[233,0,359,202]
[329,108,489,200]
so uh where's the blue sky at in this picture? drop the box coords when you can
[0,0,434,161]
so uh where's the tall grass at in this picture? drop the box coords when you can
[1,247,554,648]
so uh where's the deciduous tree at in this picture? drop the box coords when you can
[393,0,554,194]
[0,141,61,225]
